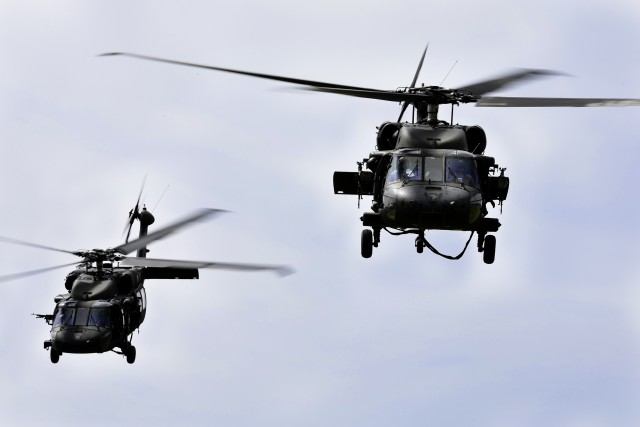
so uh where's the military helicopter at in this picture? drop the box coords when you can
[102,49,640,263]
[0,195,291,364]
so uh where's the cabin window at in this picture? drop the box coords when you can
[385,155,422,184]
[445,157,479,188]
[138,289,147,311]
[423,157,443,182]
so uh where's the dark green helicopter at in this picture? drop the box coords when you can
[102,48,640,263]
[0,196,291,364]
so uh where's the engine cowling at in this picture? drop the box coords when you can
[116,269,143,294]
[376,122,401,150]
[463,125,487,154]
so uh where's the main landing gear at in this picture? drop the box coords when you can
[121,341,137,364]
[361,227,497,263]
[126,346,136,364]
[361,227,381,258]
[44,340,137,364]
[477,233,496,264]
[50,347,60,364]
[116,339,137,364]
[44,340,60,364]
[415,231,426,254]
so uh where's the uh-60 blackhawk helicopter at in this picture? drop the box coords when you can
[102,48,640,263]
[0,195,291,364]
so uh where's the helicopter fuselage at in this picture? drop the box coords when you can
[48,300,129,354]
[334,121,509,261]
[43,267,148,357]
[376,148,484,231]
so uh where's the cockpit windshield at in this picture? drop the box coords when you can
[445,157,480,188]
[386,154,479,188]
[386,155,444,184]
[53,306,111,328]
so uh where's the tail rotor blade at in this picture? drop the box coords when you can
[113,208,227,255]
[123,176,147,243]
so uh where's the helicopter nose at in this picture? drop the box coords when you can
[394,185,471,228]
[52,327,112,353]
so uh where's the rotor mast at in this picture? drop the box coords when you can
[415,103,440,124]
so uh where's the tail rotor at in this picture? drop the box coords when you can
[124,176,146,243]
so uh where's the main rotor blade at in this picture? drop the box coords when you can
[0,261,80,283]
[398,43,429,122]
[476,96,640,107]
[456,69,563,96]
[101,52,379,92]
[409,44,429,90]
[310,87,640,108]
[0,236,77,256]
[308,86,439,103]
[121,256,293,277]
[112,208,226,255]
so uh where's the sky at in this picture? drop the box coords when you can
[1,1,640,426]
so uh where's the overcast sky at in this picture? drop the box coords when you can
[1,1,640,426]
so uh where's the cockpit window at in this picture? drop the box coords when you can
[445,157,479,188]
[88,308,111,327]
[52,306,111,327]
[386,155,422,184]
[75,308,90,326]
[424,157,443,182]
[53,307,75,327]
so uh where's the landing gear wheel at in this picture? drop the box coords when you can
[50,348,59,364]
[361,229,373,258]
[126,346,136,364]
[483,235,496,264]
[415,231,426,254]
